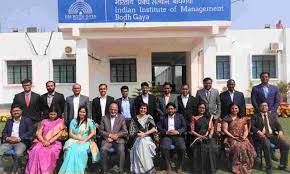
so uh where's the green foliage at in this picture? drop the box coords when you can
[277,81,290,102]
[131,81,161,98]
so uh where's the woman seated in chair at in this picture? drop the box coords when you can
[222,103,256,174]
[25,105,66,174]
[189,102,218,174]
[129,103,157,174]
[58,106,98,174]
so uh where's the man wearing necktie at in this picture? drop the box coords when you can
[251,102,290,174]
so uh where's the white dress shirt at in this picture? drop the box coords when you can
[142,94,149,104]
[110,116,116,131]
[100,96,107,117]
[73,95,80,119]
[229,91,234,102]
[168,115,175,131]
[181,95,189,108]
[11,117,21,138]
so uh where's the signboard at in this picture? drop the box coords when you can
[58,0,231,23]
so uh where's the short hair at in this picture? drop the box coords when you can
[99,84,108,88]
[166,102,176,109]
[182,83,190,88]
[11,104,23,110]
[21,79,32,85]
[163,82,172,87]
[203,77,213,83]
[72,83,81,88]
[141,82,149,88]
[260,72,270,78]
[110,102,118,108]
[120,85,129,91]
[46,80,55,86]
[227,79,235,84]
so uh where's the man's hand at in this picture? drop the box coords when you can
[257,131,265,138]
[95,123,100,129]
[107,138,113,143]
[110,134,119,141]
[166,130,179,135]
[7,136,19,143]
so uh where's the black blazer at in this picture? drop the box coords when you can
[92,95,115,124]
[12,91,41,122]
[40,92,65,119]
[220,90,246,118]
[2,116,35,145]
[157,113,186,136]
[134,94,157,122]
[251,112,282,137]
[115,97,136,118]
[177,95,197,122]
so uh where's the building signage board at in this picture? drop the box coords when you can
[58,0,231,23]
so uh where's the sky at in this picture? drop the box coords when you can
[0,0,289,32]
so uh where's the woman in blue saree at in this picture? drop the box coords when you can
[59,106,98,174]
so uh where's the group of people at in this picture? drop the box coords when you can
[0,71,289,174]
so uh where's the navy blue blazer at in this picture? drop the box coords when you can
[251,84,280,113]
[2,116,35,144]
[157,113,186,136]
[220,90,246,117]
[115,97,136,118]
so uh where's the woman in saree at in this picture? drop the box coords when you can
[58,106,98,174]
[222,103,256,174]
[25,105,66,174]
[129,103,157,174]
[189,102,218,174]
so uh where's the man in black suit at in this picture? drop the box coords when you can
[134,82,157,122]
[115,85,135,128]
[40,81,65,119]
[251,102,290,174]
[92,84,115,125]
[12,79,41,123]
[157,102,186,174]
[220,79,246,118]
[177,84,197,123]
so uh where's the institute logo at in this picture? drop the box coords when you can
[65,0,96,21]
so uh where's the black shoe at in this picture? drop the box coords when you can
[278,165,290,173]
[266,169,273,174]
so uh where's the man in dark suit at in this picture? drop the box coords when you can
[64,83,90,127]
[135,82,157,122]
[156,82,178,118]
[92,84,115,125]
[251,72,280,116]
[251,102,290,174]
[12,79,41,123]
[177,84,197,123]
[40,81,65,119]
[157,102,186,174]
[220,79,246,117]
[99,103,128,174]
[0,105,35,173]
[115,85,135,128]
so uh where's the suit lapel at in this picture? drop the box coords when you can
[201,89,208,102]
[174,114,178,130]
[226,91,232,103]
[178,96,185,109]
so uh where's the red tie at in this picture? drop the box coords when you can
[25,95,30,107]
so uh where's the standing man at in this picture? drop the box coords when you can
[220,79,246,117]
[251,72,280,116]
[157,103,186,174]
[92,84,115,125]
[196,77,221,121]
[0,105,35,173]
[156,82,178,119]
[177,84,197,123]
[64,83,90,127]
[12,79,41,123]
[134,82,157,122]
[99,103,128,174]
[115,85,135,128]
[40,81,65,119]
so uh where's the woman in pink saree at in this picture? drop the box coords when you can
[25,106,66,174]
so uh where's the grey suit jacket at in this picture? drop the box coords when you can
[64,94,90,125]
[196,88,221,119]
[99,114,128,144]
[156,94,178,116]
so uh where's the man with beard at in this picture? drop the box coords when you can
[40,81,65,119]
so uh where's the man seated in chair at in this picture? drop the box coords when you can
[251,102,290,174]
[157,102,186,174]
[99,102,128,174]
[0,104,35,174]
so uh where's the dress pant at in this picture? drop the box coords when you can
[160,135,186,171]
[101,141,125,173]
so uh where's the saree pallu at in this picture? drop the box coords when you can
[25,118,65,174]
[58,119,99,174]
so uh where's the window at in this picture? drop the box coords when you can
[110,59,137,82]
[252,55,276,79]
[53,60,76,83]
[216,56,230,79]
[7,60,32,84]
